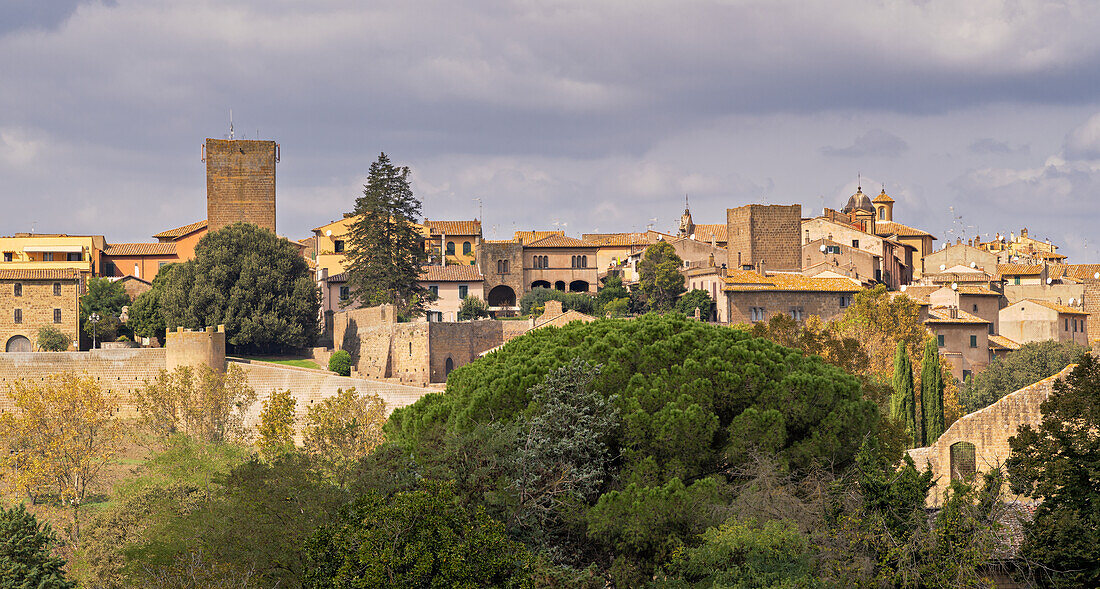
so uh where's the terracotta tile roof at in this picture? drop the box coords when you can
[872,190,895,204]
[723,270,861,293]
[153,220,207,239]
[1026,299,1088,315]
[996,263,1044,276]
[582,233,652,247]
[325,273,347,283]
[1056,264,1100,281]
[955,285,1001,296]
[0,268,84,281]
[988,334,1021,351]
[925,306,991,324]
[897,285,940,302]
[926,271,993,284]
[103,242,177,256]
[875,221,936,239]
[420,264,484,282]
[424,220,482,236]
[524,234,595,249]
[692,224,728,243]
[514,230,564,245]
[485,239,520,244]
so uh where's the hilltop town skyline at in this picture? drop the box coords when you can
[3,1,1100,260]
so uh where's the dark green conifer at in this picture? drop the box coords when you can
[920,338,945,445]
[890,340,917,447]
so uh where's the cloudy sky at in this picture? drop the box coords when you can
[2,0,1099,260]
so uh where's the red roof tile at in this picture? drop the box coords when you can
[0,268,85,281]
[153,220,207,239]
[419,265,484,282]
[103,243,177,256]
[424,220,482,236]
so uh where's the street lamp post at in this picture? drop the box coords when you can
[90,313,100,349]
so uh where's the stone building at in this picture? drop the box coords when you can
[581,232,656,278]
[925,306,992,382]
[204,138,278,233]
[923,243,999,276]
[424,220,482,266]
[722,269,861,325]
[478,240,524,314]
[419,265,485,322]
[727,204,801,272]
[101,242,179,281]
[522,233,598,293]
[999,299,1089,347]
[802,238,883,287]
[802,214,911,288]
[927,285,1004,334]
[0,268,83,352]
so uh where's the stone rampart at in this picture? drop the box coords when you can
[165,326,226,372]
[907,364,1074,506]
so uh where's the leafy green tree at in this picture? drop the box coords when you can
[746,313,867,378]
[328,350,352,376]
[637,241,686,312]
[511,360,618,549]
[961,340,1089,412]
[920,338,945,445]
[674,289,715,319]
[0,504,73,588]
[836,285,927,379]
[126,454,346,589]
[257,389,297,462]
[305,482,533,588]
[127,270,173,343]
[519,288,595,316]
[459,295,491,320]
[596,274,629,310]
[36,326,72,351]
[602,297,630,318]
[344,153,429,316]
[1007,355,1100,588]
[891,340,918,446]
[80,276,130,342]
[157,222,319,352]
[656,517,818,589]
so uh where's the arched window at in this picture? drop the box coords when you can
[503,260,509,273]
[445,357,455,376]
[463,241,472,255]
[950,442,976,481]
[581,255,587,268]
[571,255,577,268]
[446,241,455,255]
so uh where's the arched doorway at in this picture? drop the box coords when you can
[5,335,32,352]
[444,357,455,377]
[569,280,589,292]
[531,280,551,290]
[554,280,566,291]
[950,441,976,481]
[487,285,517,307]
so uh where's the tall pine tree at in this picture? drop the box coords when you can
[891,340,917,447]
[921,337,945,445]
[345,153,429,316]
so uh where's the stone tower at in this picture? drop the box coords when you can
[679,196,695,237]
[205,138,278,233]
[726,204,801,272]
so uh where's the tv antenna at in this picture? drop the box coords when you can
[473,197,483,222]
[229,109,234,140]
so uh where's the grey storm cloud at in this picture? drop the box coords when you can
[969,138,1029,155]
[820,130,910,158]
[1,0,1100,260]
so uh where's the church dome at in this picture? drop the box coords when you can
[842,187,875,215]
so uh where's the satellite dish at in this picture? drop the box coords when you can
[325,230,333,237]
[1047,277,1053,284]
[900,284,907,292]
[940,264,947,271]
[951,282,958,290]
[1069,298,1076,305]
[970,262,977,268]
[820,245,827,253]
[1095,272,1099,280]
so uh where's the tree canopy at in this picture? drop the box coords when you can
[157,222,319,352]
[344,153,429,316]
[961,339,1090,413]
[81,276,130,342]
[0,504,73,588]
[637,242,686,312]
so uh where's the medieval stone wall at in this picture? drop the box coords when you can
[165,326,226,372]
[725,290,850,325]
[205,139,277,233]
[907,364,1074,506]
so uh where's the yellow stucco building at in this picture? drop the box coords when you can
[0,234,107,275]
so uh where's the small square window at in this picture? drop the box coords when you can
[429,285,438,297]
[53,309,61,324]
[2,253,11,262]
[13,283,21,297]
[937,334,945,347]
[67,252,82,262]
[970,335,978,348]
[339,286,350,301]
[459,285,468,300]
[851,239,859,249]
[334,240,345,253]
[14,309,22,324]
[53,282,62,296]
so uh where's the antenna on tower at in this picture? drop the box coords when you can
[229,109,234,140]
[857,172,861,191]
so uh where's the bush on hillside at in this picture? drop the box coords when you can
[328,350,352,376]
[36,326,72,351]
[960,340,1090,412]
[519,288,595,316]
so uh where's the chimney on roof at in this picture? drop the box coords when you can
[949,306,958,319]
[757,259,767,277]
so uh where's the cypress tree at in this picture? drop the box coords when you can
[921,338,945,445]
[890,340,917,447]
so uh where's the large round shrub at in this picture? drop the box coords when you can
[328,350,352,376]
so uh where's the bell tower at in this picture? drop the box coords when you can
[678,195,695,237]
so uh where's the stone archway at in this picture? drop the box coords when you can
[445,357,455,377]
[569,280,589,293]
[554,281,566,291]
[5,335,32,352]
[487,285,517,307]
[531,280,551,290]
[950,441,976,481]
